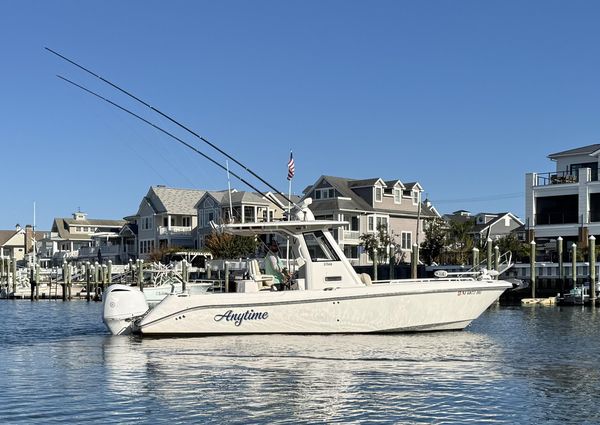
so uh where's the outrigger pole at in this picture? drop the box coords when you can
[45,47,298,208]
[56,75,285,209]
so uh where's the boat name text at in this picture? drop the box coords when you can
[457,290,482,296]
[214,309,269,326]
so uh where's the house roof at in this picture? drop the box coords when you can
[307,175,437,218]
[0,230,18,246]
[548,144,600,159]
[147,186,224,215]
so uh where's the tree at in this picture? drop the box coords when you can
[495,234,529,262]
[360,224,393,264]
[446,218,475,264]
[204,231,257,259]
[420,218,446,265]
[148,245,183,263]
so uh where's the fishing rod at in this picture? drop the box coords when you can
[45,47,298,208]
[56,74,288,211]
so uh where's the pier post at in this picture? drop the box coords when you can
[557,237,564,295]
[93,262,99,301]
[137,259,144,291]
[373,250,378,281]
[29,265,34,301]
[107,260,112,286]
[494,245,500,271]
[11,257,17,295]
[572,243,577,293]
[389,243,395,280]
[487,238,493,271]
[224,261,229,293]
[472,247,479,270]
[85,261,91,302]
[411,244,418,279]
[530,240,536,298]
[67,263,72,300]
[590,235,596,305]
[128,259,133,284]
[35,264,40,300]
[62,261,67,301]
[3,257,8,295]
[181,260,187,292]
[206,262,212,279]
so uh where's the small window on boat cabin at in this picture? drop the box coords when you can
[303,230,340,262]
[375,186,383,202]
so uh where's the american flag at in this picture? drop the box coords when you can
[287,151,295,180]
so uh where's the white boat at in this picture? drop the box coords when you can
[103,199,512,336]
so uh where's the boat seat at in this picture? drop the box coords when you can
[359,273,372,286]
[248,260,274,290]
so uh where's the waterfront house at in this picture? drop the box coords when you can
[131,185,217,259]
[0,224,46,262]
[443,210,524,246]
[46,212,127,265]
[302,175,440,265]
[525,143,600,250]
[196,190,299,248]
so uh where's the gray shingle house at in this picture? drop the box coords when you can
[303,175,440,265]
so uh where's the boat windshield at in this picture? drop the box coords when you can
[302,230,340,262]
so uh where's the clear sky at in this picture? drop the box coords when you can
[2,0,600,230]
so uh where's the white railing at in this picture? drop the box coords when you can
[158,226,192,236]
[79,245,121,256]
[340,230,360,242]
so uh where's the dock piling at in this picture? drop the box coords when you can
[590,235,596,305]
[557,237,564,296]
[530,240,536,299]
[487,238,493,271]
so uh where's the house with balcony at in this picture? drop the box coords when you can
[46,212,127,264]
[132,185,224,259]
[302,175,440,265]
[525,143,600,250]
[196,190,299,248]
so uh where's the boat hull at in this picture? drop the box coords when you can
[136,280,510,336]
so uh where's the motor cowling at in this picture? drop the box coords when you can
[103,284,149,335]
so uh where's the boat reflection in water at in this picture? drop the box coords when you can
[102,330,508,423]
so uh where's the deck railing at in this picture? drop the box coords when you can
[534,171,578,186]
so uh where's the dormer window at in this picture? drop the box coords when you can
[375,186,383,202]
[315,188,335,200]
[393,188,401,204]
[412,190,420,205]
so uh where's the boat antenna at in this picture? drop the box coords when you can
[45,47,299,208]
[56,75,284,208]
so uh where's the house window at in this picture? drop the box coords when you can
[182,216,191,227]
[412,191,420,205]
[394,188,402,204]
[375,186,383,202]
[204,210,215,227]
[315,188,335,200]
[368,216,374,232]
[376,216,388,231]
[401,231,412,250]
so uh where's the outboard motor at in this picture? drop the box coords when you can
[103,284,149,335]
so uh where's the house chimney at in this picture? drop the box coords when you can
[24,224,34,253]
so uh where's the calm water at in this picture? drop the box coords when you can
[0,302,599,424]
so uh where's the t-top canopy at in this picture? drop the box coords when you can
[217,220,348,236]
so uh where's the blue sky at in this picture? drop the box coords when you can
[2,1,600,230]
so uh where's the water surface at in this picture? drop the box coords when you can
[0,301,599,424]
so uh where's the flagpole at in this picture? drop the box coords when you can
[286,151,294,271]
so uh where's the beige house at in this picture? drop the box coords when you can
[303,176,440,265]
[46,212,126,264]
[0,225,39,261]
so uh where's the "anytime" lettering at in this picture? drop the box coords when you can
[214,309,269,327]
